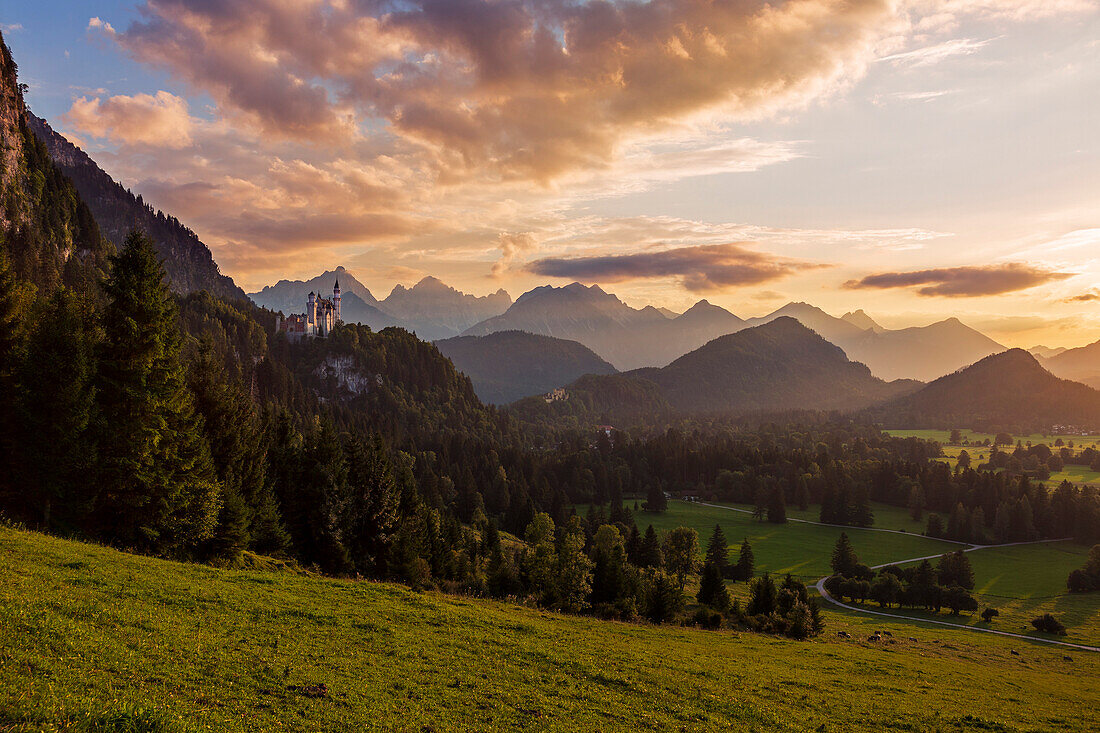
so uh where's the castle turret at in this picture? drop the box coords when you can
[333,279,341,323]
[307,291,316,330]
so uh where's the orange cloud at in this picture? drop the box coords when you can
[103,0,895,181]
[64,90,193,147]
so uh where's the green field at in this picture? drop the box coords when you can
[634,500,959,581]
[884,429,1100,449]
[2,526,1099,732]
[833,541,1100,646]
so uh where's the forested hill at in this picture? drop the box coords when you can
[0,32,110,290]
[509,318,920,429]
[27,113,247,302]
[869,348,1100,433]
[641,317,918,414]
[436,330,617,405]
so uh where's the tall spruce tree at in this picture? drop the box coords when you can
[767,483,787,524]
[705,524,729,576]
[15,288,98,529]
[93,230,220,554]
[830,532,859,577]
[0,250,32,513]
[733,538,755,581]
[188,339,288,558]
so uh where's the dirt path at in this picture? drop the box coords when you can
[812,540,1100,653]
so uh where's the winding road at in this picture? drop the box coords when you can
[685,500,1100,652]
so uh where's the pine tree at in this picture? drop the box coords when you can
[638,525,663,568]
[830,532,859,577]
[344,433,400,576]
[747,573,777,615]
[733,538,755,581]
[93,231,220,554]
[14,288,97,529]
[0,250,33,514]
[705,524,729,576]
[697,560,731,611]
[645,482,667,512]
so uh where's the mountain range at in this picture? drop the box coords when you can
[455,283,1007,383]
[249,268,511,341]
[1040,339,1100,389]
[509,318,921,427]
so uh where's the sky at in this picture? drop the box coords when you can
[3,0,1099,347]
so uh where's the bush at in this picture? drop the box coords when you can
[691,608,723,630]
[1031,613,1067,635]
[1067,569,1094,593]
[980,608,999,623]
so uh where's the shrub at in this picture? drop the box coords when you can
[1031,613,1067,635]
[980,608,999,623]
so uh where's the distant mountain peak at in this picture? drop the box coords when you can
[841,309,884,333]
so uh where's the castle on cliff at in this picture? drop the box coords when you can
[275,279,341,340]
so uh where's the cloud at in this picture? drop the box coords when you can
[492,232,537,278]
[1,23,24,33]
[844,263,1073,296]
[102,0,897,181]
[878,37,995,67]
[526,242,828,292]
[63,91,194,147]
[87,17,115,34]
[1067,291,1100,302]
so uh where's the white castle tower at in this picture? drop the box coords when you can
[333,278,341,323]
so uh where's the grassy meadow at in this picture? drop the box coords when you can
[2,525,1100,732]
[631,500,959,581]
[639,501,1100,645]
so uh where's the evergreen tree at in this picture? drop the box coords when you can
[747,573,777,615]
[697,560,730,611]
[850,485,874,527]
[645,482,667,512]
[705,524,729,576]
[637,525,663,568]
[733,538,755,581]
[93,231,220,554]
[830,532,859,577]
[344,434,400,576]
[14,289,97,529]
[0,250,33,514]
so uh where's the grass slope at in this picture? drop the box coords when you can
[2,527,1099,732]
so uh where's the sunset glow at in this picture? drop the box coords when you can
[6,0,1099,346]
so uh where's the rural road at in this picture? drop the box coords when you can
[681,501,1100,652]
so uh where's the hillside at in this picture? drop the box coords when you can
[26,113,246,301]
[436,330,616,405]
[2,526,1098,731]
[0,33,110,289]
[639,317,919,415]
[1043,339,1100,389]
[382,276,511,340]
[872,348,1100,432]
[744,302,867,344]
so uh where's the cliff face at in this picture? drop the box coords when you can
[26,114,248,302]
[0,32,110,289]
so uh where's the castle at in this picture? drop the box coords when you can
[275,279,342,340]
